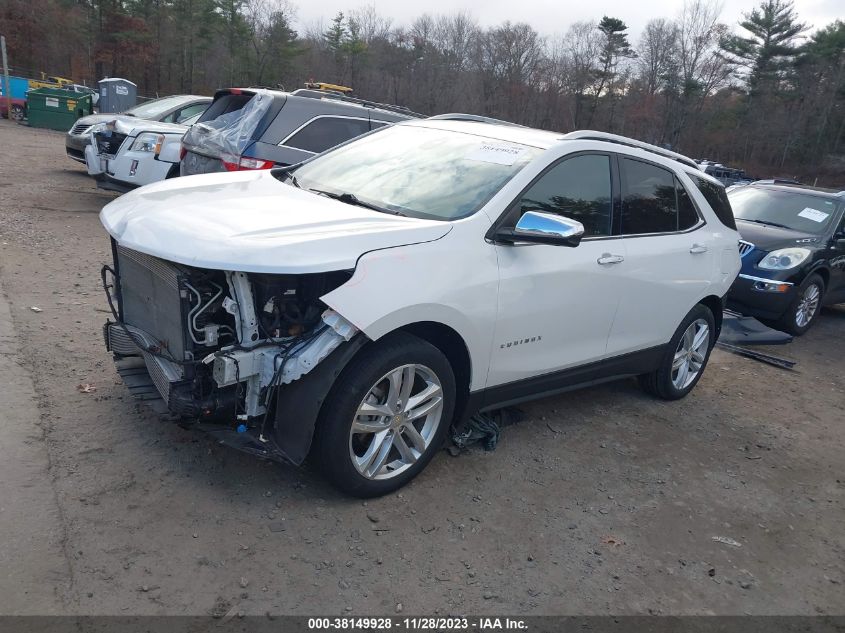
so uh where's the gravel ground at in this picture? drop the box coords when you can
[0,118,843,616]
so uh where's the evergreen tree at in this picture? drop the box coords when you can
[587,16,636,127]
[720,0,807,91]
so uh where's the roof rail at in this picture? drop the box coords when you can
[426,113,526,127]
[752,178,802,185]
[561,130,700,170]
[290,88,425,119]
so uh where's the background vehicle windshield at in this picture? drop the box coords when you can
[293,125,541,220]
[729,187,839,234]
[125,96,192,119]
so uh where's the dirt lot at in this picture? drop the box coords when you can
[0,118,843,616]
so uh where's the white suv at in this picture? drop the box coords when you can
[99,118,741,497]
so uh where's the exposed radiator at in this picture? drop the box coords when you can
[116,245,188,361]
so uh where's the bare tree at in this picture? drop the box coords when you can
[553,21,601,128]
[638,19,678,96]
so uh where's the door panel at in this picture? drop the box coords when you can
[488,240,627,387]
[606,158,715,355]
[606,229,715,355]
[826,214,845,302]
[486,152,624,388]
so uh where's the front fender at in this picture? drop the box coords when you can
[157,134,184,164]
[321,225,498,391]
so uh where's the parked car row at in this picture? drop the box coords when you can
[69,87,422,192]
[60,84,842,496]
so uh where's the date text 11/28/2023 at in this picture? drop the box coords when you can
[307,617,528,630]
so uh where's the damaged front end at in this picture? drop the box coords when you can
[102,241,363,463]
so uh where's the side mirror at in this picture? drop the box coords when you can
[496,211,585,247]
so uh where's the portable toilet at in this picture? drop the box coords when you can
[97,78,137,113]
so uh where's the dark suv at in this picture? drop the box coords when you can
[180,88,421,175]
[727,182,845,335]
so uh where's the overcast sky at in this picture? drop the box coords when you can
[293,0,842,42]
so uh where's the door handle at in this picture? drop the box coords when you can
[689,244,708,254]
[597,253,624,265]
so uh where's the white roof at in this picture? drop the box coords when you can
[408,118,562,149]
[99,78,137,86]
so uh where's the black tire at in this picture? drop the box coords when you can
[765,274,824,336]
[313,332,455,497]
[639,303,716,400]
[11,104,25,122]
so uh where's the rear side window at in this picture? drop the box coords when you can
[284,117,372,154]
[620,158,680,234]
[677,179,700,230]
[512,154,613,237]
[689,174,737,230]
[174,103,209,123]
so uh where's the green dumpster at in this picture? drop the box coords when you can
[26,87,93,131]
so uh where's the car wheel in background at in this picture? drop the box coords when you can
[639,304,716,400]
[313,332,455,497]
[11,105,25,122]
[766,273,824,336]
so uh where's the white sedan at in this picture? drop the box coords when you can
[84,113,201,193]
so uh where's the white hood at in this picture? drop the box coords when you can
[112,118,189,136]
[100,171,452,274]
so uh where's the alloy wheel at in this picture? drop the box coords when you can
[349,364,444,480]
[795,283,820,328]
[671,318,710,390]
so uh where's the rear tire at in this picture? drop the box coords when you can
[313,332,455,498]
[639,304,716,400]
[766,274,824,336]
[10,105,24,122]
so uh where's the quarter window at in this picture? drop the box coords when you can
[512,154,613,237]
[689,174,736,230]
[284,117,372,154]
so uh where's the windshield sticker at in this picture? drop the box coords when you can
[798,208,829,223]
[464,143,528,166]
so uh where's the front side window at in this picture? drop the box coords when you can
[511,154,613,237]
[620,158,681,235]
[291,125,541,220]
[284,117,372,154]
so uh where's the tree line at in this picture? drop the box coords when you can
[1,0,843,182]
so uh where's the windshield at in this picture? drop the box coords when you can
[729,187,839,234]
[125,96,194,119]
[290,125,542,220]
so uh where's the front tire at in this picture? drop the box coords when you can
[639,304,716,400]
[767,274,824,336]
[10,104,25,122]
[313,332,455,497]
